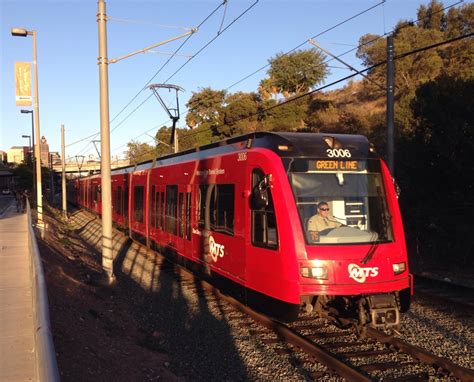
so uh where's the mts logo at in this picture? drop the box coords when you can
[209,235,225,262]
[348,263,379,283]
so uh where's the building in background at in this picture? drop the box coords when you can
[0,164,15,191]
[6,146,29,164]
[0,151,7,164]
[40,136,50,167]
[49,152,60,166]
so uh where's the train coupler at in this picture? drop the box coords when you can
[367,294,400,329]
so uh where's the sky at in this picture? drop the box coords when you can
[0,0,447,162]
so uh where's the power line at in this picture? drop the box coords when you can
[182,0,463,119]
[70,1,250,159]
[110,118,171,154]
[68,0,379,153]
[220,0,386,93]
[69,0,463,157]
[102,0,259,153]
[110,0,259,134]
[179,31,473,145]
[109,1,228,126]
[103,1,469,159]
[163,0,259,84]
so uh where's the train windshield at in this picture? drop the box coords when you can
[289,159,393,245]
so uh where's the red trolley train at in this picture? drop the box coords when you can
[71,132,412,329]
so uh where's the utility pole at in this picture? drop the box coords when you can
[386,34,395,175]
[96,0,194,279]
[97,0,114,280]
[61,124,67,218]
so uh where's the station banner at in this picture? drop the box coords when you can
[14,62,32,106]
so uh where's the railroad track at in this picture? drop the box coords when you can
[158,258,474,381]
[68,210,473,381]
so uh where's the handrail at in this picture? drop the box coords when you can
[27,200,61,381]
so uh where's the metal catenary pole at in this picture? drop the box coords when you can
[97,0,114,279]
[61,124,67,218]
[386,34,395,175]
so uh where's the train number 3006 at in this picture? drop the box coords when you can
[326,148,352,158]
[237,152,248,161]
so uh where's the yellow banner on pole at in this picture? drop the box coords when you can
[15,62,32,106]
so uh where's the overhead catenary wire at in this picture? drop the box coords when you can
[220,0,386,93]
[182,0,463,119]
[105,1,258,153]
[70,0,463,158]
[67,1,228,156]
[106,16,194,31]
[178,31,474,145]
[206,0,463,100]
[163,1,260,88]
[111,118,171,154]
[109,0,228,125]
[69,0,377,154]
[70,0,250,159]
[101,0,468,159]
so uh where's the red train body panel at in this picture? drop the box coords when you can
[71,132,412,327]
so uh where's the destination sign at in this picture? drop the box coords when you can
[315,160,361,171]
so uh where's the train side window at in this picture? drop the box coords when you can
[186,192,191,240]
[165,185,178,235]
[151,185,156,228]
[134,186,144,223]
[198,184,234,235]
[215,184,234,235]
[116,186,123,215]
[251,169,278,249]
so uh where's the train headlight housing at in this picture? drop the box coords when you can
[301,267,328,280]
[393,262,406,275]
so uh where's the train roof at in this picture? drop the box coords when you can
[108,132,373,175]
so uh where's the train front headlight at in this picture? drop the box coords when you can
[393,262,406,275]
[301,267,328,280]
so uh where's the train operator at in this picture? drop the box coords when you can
[307,201,342,241]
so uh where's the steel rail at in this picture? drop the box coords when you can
[187,276,371,382]
[366,328,474,382]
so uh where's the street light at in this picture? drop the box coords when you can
[20,110,36,204]
[12,27,43,227]
[21,134,31,151]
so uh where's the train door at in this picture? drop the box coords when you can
[245,157,280,291]
[175,184,192,259]
[148,173,165,250]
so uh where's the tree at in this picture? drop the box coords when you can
[219,92,260,138]
[397,76,474,265]
[185,87,226,130]
[126,140,155,164]
[417,0,446,31]
[262,98,309,132]
[267,49,328,96]
[257,78,279,101]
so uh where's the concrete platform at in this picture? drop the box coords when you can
[0,201,35,381]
